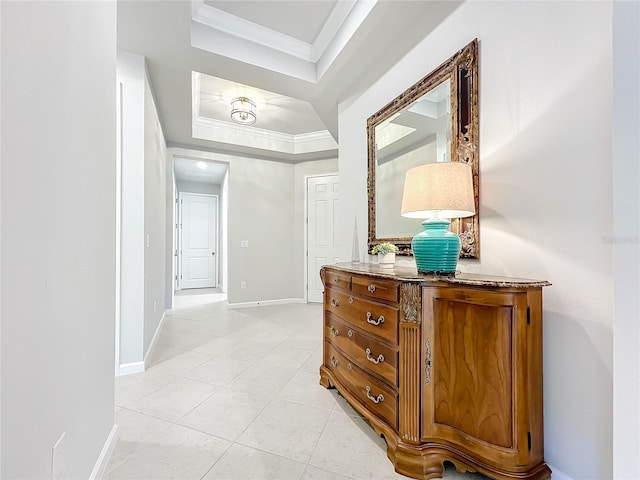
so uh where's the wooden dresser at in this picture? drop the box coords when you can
[319,263,551,480]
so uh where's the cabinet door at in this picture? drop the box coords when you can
[421,287,541,470]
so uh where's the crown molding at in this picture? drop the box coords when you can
[192,1,312,61]
[192,115,337,155]
[190,0,375,83]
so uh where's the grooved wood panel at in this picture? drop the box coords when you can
[400,324,421,443]
[433,299,513,448]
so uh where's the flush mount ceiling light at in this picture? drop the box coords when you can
[230,96,257,125]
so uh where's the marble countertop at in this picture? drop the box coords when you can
[323,263,551,288]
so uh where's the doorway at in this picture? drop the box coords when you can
[178,192,218,290]
[306,174,340,303]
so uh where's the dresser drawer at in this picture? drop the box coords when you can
[325,314,398,387]
[325,269,350,291]
[325,287,399,343]
[352,275,399,303]
[325,341,398,429]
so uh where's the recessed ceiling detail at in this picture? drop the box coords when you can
[118,0,460,162]
[190,0,377,82]
[192,72,337,157]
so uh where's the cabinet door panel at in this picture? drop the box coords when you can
[422,287,532,468]
[432,300,513,447]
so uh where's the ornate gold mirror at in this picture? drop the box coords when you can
[367,39,479,258]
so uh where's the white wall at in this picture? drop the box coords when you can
[293,159,339,299]
[228,158,297,304]
[117,50,168,371]
[377,143,432,238]
[338,2,613,478]
[168,148,305,304]
[1,2,116,477]
[117,51,145,367]
[221,170,229,293]
[612,1,640,478]
[143,73,167,353]
[176,181,221,196]
[165,156,175,310]
[1,3,4,474]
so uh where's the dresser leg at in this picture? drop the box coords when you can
[392,448,446,480]
[319,366,333,389]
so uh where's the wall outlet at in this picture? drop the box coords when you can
[51,432,66,480]
[241,240,249,248]
[146,234,150,248]
[240,281,247,289]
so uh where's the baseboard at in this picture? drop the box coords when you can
[117,361,144,376]
[116,311,168,376]
[88,424,118,480]
[227,298,306,309]
[548,463,574,480]
[143,310,168,366]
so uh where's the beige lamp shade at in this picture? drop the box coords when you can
[401,162,475,219]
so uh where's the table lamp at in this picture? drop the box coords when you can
[400,162,475,274]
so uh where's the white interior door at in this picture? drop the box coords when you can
[307,175,340,303]
[179,193,218,289]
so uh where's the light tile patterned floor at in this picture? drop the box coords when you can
[105,290,488,480]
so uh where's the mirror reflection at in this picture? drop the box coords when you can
[367,39,479,258]
[375,79,451,239]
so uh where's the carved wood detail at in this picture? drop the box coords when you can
[400,283,421,324]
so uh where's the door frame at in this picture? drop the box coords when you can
[177,192,219,290]
[304,173,339,303]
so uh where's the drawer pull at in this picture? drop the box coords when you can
[347,363,353,371]
[348,329,353,338]
[348,296,354,304]
[366,312,385,326]
[368,284,376,293]
[330,326,339,337]
[330,356,339,368]
[365,348,385,364]
[333,277,339,283]
[365,386,384,404]
[331,298,340,307]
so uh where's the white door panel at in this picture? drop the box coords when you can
[307,175,340,303]
[179,193,217,289]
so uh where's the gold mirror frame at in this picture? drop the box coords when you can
[367,39,479,258]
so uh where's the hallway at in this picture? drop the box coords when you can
[105,292,484,479]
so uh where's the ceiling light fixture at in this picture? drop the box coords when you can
[230,96,257,125]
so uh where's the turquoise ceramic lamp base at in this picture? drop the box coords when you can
[412,218,461,274]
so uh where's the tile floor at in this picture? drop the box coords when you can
[105,290,488,480]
